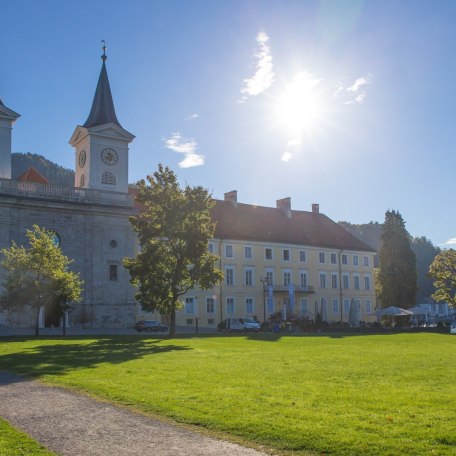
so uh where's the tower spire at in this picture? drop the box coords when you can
[83,41,122,129]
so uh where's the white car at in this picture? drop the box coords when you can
[450,323,456,334]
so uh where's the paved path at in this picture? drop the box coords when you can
[0,372,271,456]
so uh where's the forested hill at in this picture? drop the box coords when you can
[12,152,74,187]
[338,221,383,251]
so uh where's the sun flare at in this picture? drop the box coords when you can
[275,72,326,135]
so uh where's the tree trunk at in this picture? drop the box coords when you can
[168,304,176,338]
[62,311,66,337]
[35,306,40,336]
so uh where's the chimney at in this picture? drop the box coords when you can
[312,203,319,214]
[224,190,237,206]
[276,197,291,218]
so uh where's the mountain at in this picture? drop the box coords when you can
[12,152,74,187]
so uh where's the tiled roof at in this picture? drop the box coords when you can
[211,200,375,252]
[17,167,50,184]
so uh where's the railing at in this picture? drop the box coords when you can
[0,178,134,207]
[263,284,315,293]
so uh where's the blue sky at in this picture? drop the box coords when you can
[2,0,455,247]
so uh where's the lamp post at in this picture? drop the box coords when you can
[260,277,267,324]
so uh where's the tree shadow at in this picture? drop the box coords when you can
[0,336,192,384]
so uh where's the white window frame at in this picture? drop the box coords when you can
[225,266,235,286]
[364,275,371,290]
[319,252,326,264]
[283,270,292,287]
[265,269,274,286]
[342,254,348,265]
[353,255,359,266]
[245,297,254,315]
[282,249,290,262]
[300,298,308,313]
[244,267,254,286]
[332,299,339,314]
[226,297,235,315]
[225,244,234,258]
[266,297,275,315]
[331,273,338,289]
[244,245,253,260]
[265,247,273,260]
[330,253,337,265]
[343,299,350,314]
[299,270,308,288]
[363,255,369,267]
[365,299,371,313]
[206,297,215,314]
[319,272,327,289]
[354,274,360,290]
[185,297,195,314]
[299,250,306,262]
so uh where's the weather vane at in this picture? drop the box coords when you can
[101,39,107,62]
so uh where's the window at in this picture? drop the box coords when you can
[299,250,306,262]
[364,256,369,267]
[364,275,371,290]
[353,255,359,266]
[109,239,118,248]
[331,273,338,289]
[300,299,308,313]
[283,249,290,261]
[342,274,349,289]
[245,298,254,314]
[283,271,291,286]
[185,297,195,314]
[102,171,116,185]
[244,246,253,259]
[109,264,118,281]
[300,271,308,288]
[186,318,194,325]
[319,272,326,289]
[354,275,360,290]
[265,270,273,286]
[79,173,85,187]
[343,299,350,313]
[226,298,235,314]
[225,267,234,286]
[342,254,348,265]
[225,244,233,258]
[208,318,215,325]
[330,253,337,264]
[319,252,326,263]
[206,298,215,313]
[365,299,371,313]
[332,299,339,314]
[265,248,273,260]
[244,268,253,286]
[208,243,214,253]
[267,297,274,315]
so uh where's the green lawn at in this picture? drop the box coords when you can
[0,333,455,455]
[0,418,56,456]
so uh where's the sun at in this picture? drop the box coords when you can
[274,72,326,136]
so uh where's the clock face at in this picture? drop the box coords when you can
[79,150,86,168]
[101,148,118,166]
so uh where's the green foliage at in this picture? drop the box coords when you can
[0,225,83,334]
[378,210,417,308]
[124,164,223,336]
[411,236,441,301]
[0,334,455,456]
[338,220,383,250]
[428,249,456,307]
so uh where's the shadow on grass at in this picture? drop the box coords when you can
[0,337,192,384]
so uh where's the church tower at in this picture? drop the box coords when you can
[69,45,134,193]
[0,99,20,180]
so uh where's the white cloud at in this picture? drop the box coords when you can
[281,152,292,162]
[240,31,274,101]
[347,76,369,92]
[287,139,302,147]
[333,82,344,97]
[445,238,456,246]
[164,132,205,168]
[185,113,199,120]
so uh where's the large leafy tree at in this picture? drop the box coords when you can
[428,249,456,307]
[124,164,223,337]
[411,236,440,301]
[378,210,417,308]
[0,225,83,335]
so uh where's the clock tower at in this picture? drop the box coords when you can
[69,46,134,193]
[0,99,20,180]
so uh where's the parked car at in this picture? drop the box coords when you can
[134,320,168,332]
[450,323,456,334]
[217,317,260,332]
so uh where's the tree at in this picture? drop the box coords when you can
[428,249,456,307]
[378,210,417,308]
[411,236,440,301]
[0,225,83,335]
[124,164,223,337]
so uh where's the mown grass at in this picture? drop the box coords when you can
[0,333,455,455]
[0,417,56,456]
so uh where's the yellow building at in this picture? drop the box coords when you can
[175,191,377,328]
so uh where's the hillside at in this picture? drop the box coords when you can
[12,152,74,187]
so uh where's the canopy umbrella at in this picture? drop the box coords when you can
[378,306,414,317]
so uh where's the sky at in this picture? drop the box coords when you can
[1,0,455,248]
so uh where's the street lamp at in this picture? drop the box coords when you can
[260,277,267,323]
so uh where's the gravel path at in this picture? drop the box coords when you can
[0,371,271,456]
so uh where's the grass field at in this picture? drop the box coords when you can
[0,417,56,456]
[0,332,455,455]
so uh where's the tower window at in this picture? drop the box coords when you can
[109,265,118,281]
[79,173,85,188]
[102,171,116,185]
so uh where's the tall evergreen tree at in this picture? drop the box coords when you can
[411,236,440,301]
[378,210,417,308]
